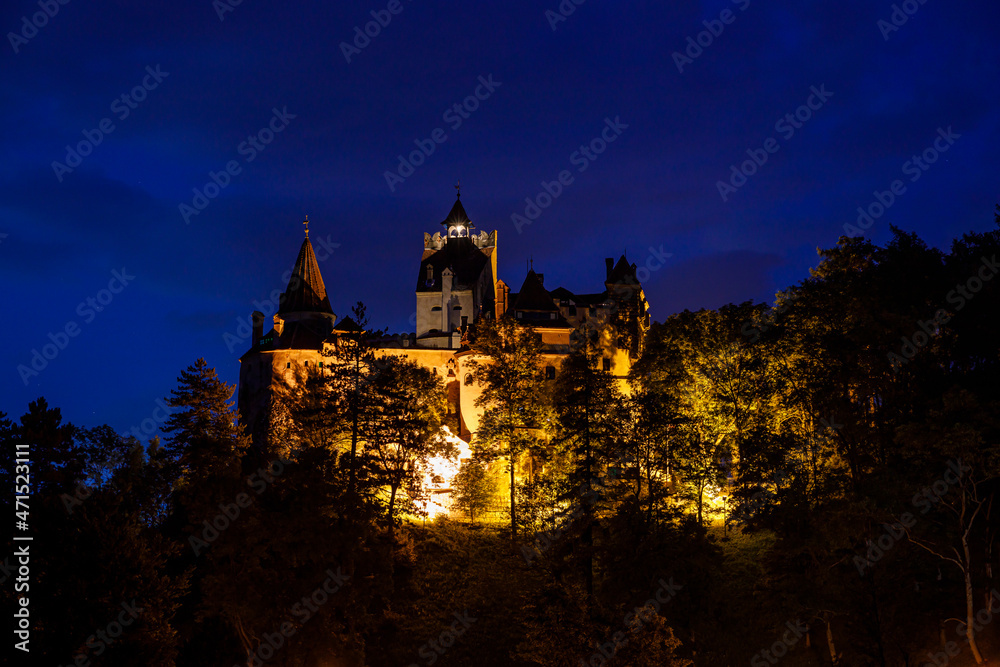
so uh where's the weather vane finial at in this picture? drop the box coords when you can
[455,180,461,199]
[303,215,310,238]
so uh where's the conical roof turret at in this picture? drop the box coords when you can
[279,219,333,315]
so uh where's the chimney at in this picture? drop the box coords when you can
[252,311,264,347]
[605,257,614,279]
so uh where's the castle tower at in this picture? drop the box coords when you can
[238,218,340,444]
[415,190,498,348]
[603,254,650,360]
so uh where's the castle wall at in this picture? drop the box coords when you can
[239,347,327,443]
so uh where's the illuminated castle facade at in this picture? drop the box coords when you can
[237,193,650,444]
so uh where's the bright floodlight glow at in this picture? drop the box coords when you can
[421,426,472,518]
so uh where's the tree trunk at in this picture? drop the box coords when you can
[646,456,654,528]
[985,495,995,611]
[348,355,360,502]
[696,482,704,526]
[964,533,985,664]
[826,618,838,666]
[509,450,517,539]
[387,484,398,537]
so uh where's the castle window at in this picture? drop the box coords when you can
[453,305,462,310]
[431,306,442,312]
[286,362,291,369]
[465,373,473,386]
[602,358,611,372]
[319,361,323,367]
[545,366,556,380]
[304,361,309,367]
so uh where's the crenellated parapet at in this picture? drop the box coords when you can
[424,229,495,251]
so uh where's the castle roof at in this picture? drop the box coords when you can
[548,287,609,306]
[241,319,328,358]
[513,270,558,312]
[440,196,473,228]
[605,254,637,285]
[334,315,362,333]
[417,242,492,292]
[509,269,570,328]
[279,236,333,315]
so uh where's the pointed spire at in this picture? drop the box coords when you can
[279,221,333,315]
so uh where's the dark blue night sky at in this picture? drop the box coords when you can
[2,0,998,435]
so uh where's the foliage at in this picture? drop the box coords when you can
[469,315,547,537]
[452,458,500,523]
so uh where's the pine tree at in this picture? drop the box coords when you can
[552,331,627,598]
[159,359,250,664]
[322,302,385,505]
[162,358,247,489]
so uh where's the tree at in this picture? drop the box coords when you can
[896,388,1000,665]
[364,354,448,532]
[159,359,252,665]
[162,358,247,489]
[453,458,499,524]
[632,305,781,526]
[469,316,547,538]
[2,402,186,665]
[551,332,627,597]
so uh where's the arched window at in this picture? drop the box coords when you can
[431,306,442,312]
[465,373,473,386]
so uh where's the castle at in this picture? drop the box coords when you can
[237,192,650,445]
